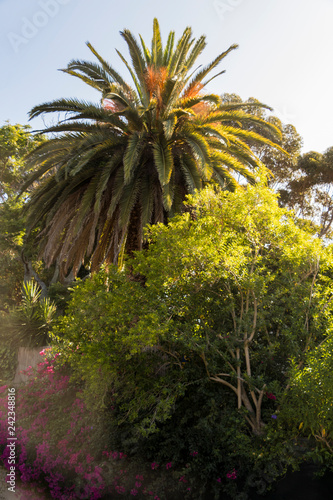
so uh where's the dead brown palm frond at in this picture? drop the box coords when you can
[182,81,204,100]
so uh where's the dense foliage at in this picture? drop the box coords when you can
[280,335,333,459]
[278,147,333,237]
[0,124,51,383]
[0,281,56,383]
[0,123,44,307]
[37,185,333,498]
[0,354,191,499]
[2,19,333,500]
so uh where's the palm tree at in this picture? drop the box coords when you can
[22,18,284,279]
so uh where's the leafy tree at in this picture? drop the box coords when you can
[0,197,25,307]
[219,95,333,239]
[132,185,330,435]
[0,123,45,306]
[220,93,303,189]
[0,122,44,201]
[278,147,333,237]
[22,19,284,280]
[51,185,332,439]
[46,184,333,497]
[280,333,333,459]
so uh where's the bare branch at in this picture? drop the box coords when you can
[209,375,238,396]
[248,294,257,343]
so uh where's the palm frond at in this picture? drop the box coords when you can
[219,101,273,113]
[212,165,239,191]
[151,18,163,67]
[123,133,142,184]
[204,110,283,141]
[93,152,123,214]
[168,27,192,75]
[119,174,142,226]
[184,130,211,165]
[211,151,256,183]
[179,155,202,192]
[116,49,143,103]
[86,42,130,89]
[185,43,238,92]
[140,172,155,228]
[140,35,151,65]
[184,36,207,72]
[223,125,287,154]
[162,181,174,211]
[163,115,177,140]
[163,31,175,66]
[180,94,221,109]
[152,139,174,186]
[120,29,149,105]
[202,70,226,87]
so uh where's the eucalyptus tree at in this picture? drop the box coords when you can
[220,93,303,190]
[0,124,45,306]
[23,19,284,279]
[279,147,333,238]
[0,123,44,201]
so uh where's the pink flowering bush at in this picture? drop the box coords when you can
[226,468,237,480]
[0,353,105,499]
[266,392,277,401]
[0,352,195,499]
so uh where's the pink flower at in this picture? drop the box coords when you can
[130,488,138,496]
[115,485,126,494]
[226,468,237,479]
[266,392,277,401]
[151,462,159,470]
[86,454,94,463]
[166,462,172,470]
[190,451,198,456]
[217,478,221,483]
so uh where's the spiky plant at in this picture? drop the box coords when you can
[1,280,57,348]
[22,18,284,279]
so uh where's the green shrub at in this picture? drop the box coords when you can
[48,185,333,497]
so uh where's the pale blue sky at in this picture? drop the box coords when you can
[1,0,332,153]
